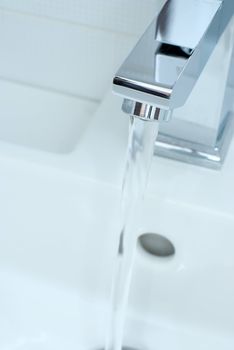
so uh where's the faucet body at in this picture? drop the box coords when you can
[113,0,234,169]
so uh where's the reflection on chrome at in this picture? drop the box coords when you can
[113,0,234,169]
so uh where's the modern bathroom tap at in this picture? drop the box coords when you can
[113,0,234,168]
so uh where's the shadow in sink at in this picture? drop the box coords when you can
[0,79,98,153]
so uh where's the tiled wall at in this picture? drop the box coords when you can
[0,0,165,101]
[0,0,165,35]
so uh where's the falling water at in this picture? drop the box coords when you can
[105,116,159,350]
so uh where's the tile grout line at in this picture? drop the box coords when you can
[0,6,139,38]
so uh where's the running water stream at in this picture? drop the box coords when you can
[105,116,159,350]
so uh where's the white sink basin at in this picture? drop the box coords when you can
[0,1,233,348]
[0,80,98,153]
[0,88,234,349]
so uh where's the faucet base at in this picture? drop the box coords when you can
[155,113,234,170]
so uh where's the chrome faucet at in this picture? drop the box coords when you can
[113,0,234,169]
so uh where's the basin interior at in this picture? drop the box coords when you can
[0,79,98,153]
[0,146,234,350]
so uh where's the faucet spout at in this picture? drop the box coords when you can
[113,0,232,113]
[122,99,172,122]
[113,0,234,169]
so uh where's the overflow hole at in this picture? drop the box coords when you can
[138,233,175,258]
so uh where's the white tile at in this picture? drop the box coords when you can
[0,10,137,100]
[0,0,166,35]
